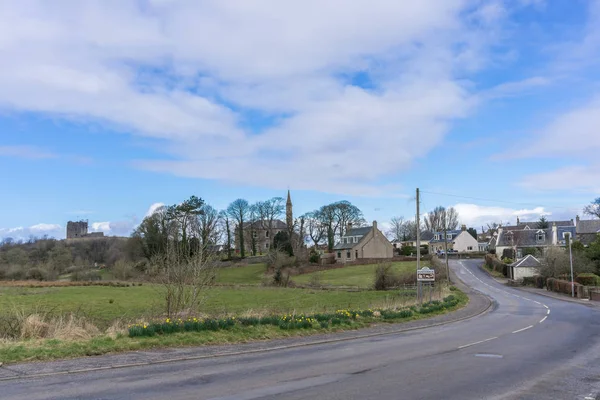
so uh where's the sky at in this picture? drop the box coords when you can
[1,0,600,241]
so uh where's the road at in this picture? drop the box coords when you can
[1,260,599,399]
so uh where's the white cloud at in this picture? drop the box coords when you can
[0,0,501,194]
[520,164,600,193]
[145,202,165,217]
[0,223,63,240]
[454,203,552,227]
[0,145,57,160]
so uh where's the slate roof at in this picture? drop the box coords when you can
[428,230,462,244]
[333,226,372,250]
[556,226,577,244]
[503,220,574,232]
[509,254,541,268]
[247,219,287,230]
[497,228,553,247]
[576,219,600,234]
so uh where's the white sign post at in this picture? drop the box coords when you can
[417,267,435,303]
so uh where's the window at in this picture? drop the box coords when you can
[536,232,545,242]
[346,250,351,259]
[252,231,257,238]
[434,235,439,240]
[467,246,473,251]
[446,234,452,240]
[355,250,358,259]
[337,252,341,258]
[265,231,269,238]
[353,236,357,243]
[265,243,269,249]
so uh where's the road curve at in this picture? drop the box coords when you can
[1,260,599,400]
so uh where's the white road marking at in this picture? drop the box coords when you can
[533,301,541,305]
[475,353,503,359]
[458,337,499,349]
[512,325,534,334]
[539,316,547,323]
[543,304,549,309]
[547,309,550,315]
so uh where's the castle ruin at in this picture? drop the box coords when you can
[66,220,104,239]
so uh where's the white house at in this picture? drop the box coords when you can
[428,225,479,254]
[508,254,541,281]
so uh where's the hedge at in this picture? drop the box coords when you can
[575,273,600,287]
[546,278,582,296]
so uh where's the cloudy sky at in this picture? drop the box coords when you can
[1,0,599,240]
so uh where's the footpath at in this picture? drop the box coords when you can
[0,275,492,380]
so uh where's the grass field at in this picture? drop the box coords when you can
[293,261,427,288]
[214,263,266,285]
[0,284,411,328]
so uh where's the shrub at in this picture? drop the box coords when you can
[70,270,102,282]
[111,260,136,281]
[522,276,535,286]
[575,273,600,286]
[309,252,320,264]
[26,267,47,281]
[373,264,412,290]
[533,275,546,289]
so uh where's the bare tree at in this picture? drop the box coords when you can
[152,242,217,317]
[423,206,459,232]
[227,199,250,258]
[194,204,221,247]
[584,197,600,219]
[219,210,233,260]
[256,197,285,248]
[304,211,326,248]
[332,200,366,238]
[319,204,339,251]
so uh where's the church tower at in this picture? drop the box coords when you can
[286,190,293,229]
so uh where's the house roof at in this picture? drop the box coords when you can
[497,228,553,247]
[428,230,462,244]
[334,226,373,250]
[576,219,600,234]
[510,254,541,268]
[503,220,574,231]
[247,219,287,230]
[346,226,372,237]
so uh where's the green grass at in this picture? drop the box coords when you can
[214,263,266,285]
[0,290,468,364]
[293,261,427,288]
[0,284,413,328]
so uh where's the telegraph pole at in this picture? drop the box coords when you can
[567,232,574,297]
[416,188,421,270]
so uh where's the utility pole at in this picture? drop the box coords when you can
[416,188,421,271]
[416,188,421,303]
[567,232,574,297]
[443,218,450,283]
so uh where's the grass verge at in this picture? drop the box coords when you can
[0,290,467,364]
[481,264,505,279]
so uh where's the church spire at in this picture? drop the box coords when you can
[286,190,293,229]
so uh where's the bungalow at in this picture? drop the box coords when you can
[508,254,541,281]
[428,225,479,254]
[333,221,393,263]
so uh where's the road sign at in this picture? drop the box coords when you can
[417,267,435,282]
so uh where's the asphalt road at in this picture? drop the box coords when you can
[2,260,599,400]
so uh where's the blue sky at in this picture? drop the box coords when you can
[1,0,599,240]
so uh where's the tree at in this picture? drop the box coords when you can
[423,206,459,232]
[219,210,233,260]
[303,210,326,248]
[195,204,220,247]
[249,204,258,256]
[256,197,285,248]
[584,198,600,219]
[227,199,250,258]
[537,216,549,229]
[166,195,205,254]
[387,216,406,241]
[467,227,478,240]
[332,201,365,238]
[273,231,293,257]
[133,205,171,260]
[318,203,339,251]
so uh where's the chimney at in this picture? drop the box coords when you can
[517,216,520,225]
[461,224,467,231]
[373,220,377,230]
[347,222,352,234]
[576,215,580,226]
[552,222,557,245]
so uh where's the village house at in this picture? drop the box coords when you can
[333,221,393,263]
[575,215,600,246]
[508,254,542,281]
[491,219,576,258]
[428,225,479,254]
